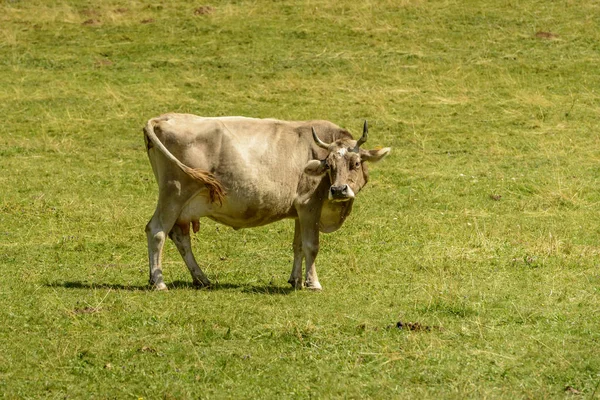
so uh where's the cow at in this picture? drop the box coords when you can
[143,113,391,291]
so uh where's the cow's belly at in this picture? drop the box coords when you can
[178,189,296,230]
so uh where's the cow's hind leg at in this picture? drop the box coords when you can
[169,223,211,288]
[146,209,178,291]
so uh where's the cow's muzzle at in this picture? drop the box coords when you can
[329,185,355,201]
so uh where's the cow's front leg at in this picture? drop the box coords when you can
[288,219,304,289]
[301,224,322,290]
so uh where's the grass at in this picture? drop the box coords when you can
[1,0,600,397]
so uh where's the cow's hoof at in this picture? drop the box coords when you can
[193,279,211,289]
[304,281,322,291]
[288,278,303,290]
[153,282,168,291]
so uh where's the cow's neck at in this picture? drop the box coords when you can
[318,199,354,233]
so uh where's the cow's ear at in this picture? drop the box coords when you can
[361,147,391,163]
[304,159,328,176]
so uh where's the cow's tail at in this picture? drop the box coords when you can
[144,117,225,205]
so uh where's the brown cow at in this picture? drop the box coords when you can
[143,114,390,290]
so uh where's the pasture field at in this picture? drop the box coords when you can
[1,0,600,398]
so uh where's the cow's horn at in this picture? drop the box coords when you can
[312,127,330,150]
[353,120,368,152]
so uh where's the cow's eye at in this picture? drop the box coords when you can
[351,161,360,170]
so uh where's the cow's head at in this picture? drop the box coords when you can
[304,121,390,202]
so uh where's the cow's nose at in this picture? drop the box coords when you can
[330,185,350,199]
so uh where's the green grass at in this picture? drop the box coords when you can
[1,0,600,397]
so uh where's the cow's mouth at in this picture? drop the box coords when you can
[329,184,355,202]
[330,197,353,203]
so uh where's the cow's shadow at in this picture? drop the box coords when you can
[45,280,295,295]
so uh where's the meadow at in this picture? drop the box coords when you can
[1,0,599,398]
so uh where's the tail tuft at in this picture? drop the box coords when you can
[184,167,226,205]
